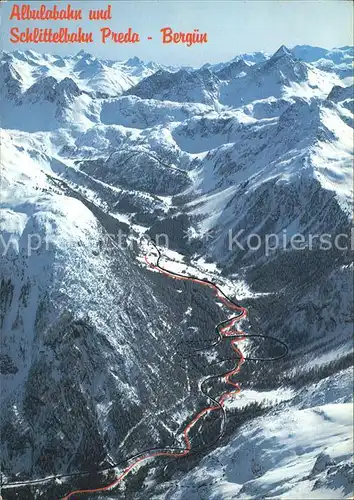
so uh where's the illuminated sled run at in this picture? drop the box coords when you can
[61,242,288,499]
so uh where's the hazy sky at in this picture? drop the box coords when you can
[1,0,353,65]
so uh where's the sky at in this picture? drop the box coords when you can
[1,0,353,65]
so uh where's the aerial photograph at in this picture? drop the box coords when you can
[0,0,353,498]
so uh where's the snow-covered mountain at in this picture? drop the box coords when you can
[0,45,353,499]
[204,45,353,80]
[0,49,161,98]
[202,51,269,73]
[292,45,354,79]
[125,67,221,105]
[124,45,344,108]
[215,59,250,81]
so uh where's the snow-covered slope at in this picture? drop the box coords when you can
[158,369,353,500]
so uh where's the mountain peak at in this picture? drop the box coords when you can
[327,84,354,104]
[257,43,307,83]
[215,59,248,80]
[271,45,293,60]
[25,76,57,103]
[24,76,81,105]
[56,77,81,98]
[125,65,219,105]
[76,50,92,59]
[126,56,144,66]
[0,61,23,99]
